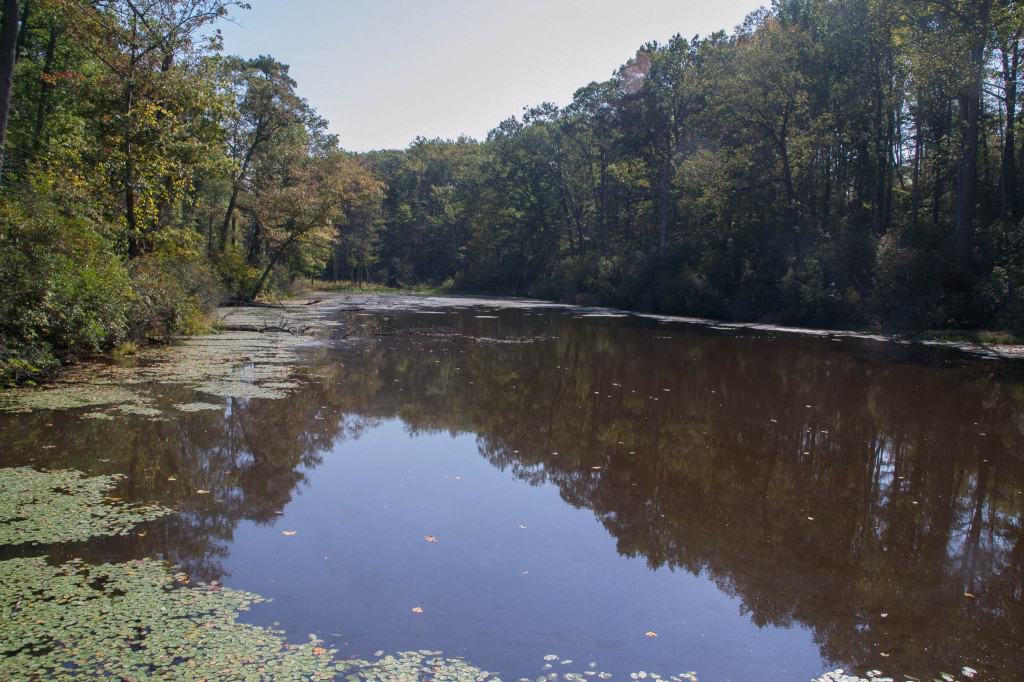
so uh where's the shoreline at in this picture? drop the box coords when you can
[304,288,1024,362]
[4,290,1021,395]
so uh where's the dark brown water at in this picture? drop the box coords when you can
[2,299,1023,681]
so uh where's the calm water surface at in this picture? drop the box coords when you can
[2,299,1022,681]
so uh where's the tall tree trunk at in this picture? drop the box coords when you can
[250,230,299,301]
[124,78,139,257]
[220,185,240,252]
[13,0,27,60]
[655,155,671,256]
[0,0,21,181]
[778,133,800,262]
[1001,37,1020,219]
[598,148,608,247]
[954,1,989,276]
[31,21,56,156]
[912,113,923,227]
[245,215,262,265]
[220,135,264,253]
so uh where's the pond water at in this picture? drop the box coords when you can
[1,296,1022,681]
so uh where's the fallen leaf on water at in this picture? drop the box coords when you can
[281,530,297,536]
[312,647,327,656]
[411,606,424,613]
[424,535,438,543]
[645,631,658,638]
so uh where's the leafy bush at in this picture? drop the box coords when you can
[213,252,262,302]
[0,194,223,385]
[129,232,222,341]
[0,194,135,385]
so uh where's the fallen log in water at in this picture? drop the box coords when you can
[215,323,307,335]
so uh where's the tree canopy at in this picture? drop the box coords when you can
[2,0,1023,384]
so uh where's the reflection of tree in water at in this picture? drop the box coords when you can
[1,311,1021,677]
[0,367,380,581]
[319,312,1024,678]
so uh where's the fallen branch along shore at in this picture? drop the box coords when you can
[215,322,309,335]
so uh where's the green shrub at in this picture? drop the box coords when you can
[128,231,222,341]
[213,251,262,302]
[0,194,135,385]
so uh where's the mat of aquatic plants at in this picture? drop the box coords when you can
[0,294,1020,682]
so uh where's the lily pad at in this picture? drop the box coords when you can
[0,467,173,545]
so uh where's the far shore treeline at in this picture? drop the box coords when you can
[0,0,1022,384]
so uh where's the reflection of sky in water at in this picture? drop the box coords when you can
[226,420,825,682]
[1,302,1022,681]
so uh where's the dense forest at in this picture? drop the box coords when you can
[1,0,1023,384]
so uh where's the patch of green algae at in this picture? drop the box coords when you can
[0,467,172,545]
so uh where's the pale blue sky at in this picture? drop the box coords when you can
[219,1,766,152]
